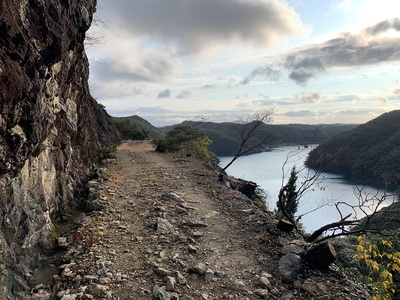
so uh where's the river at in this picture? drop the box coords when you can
[218,145,397,233]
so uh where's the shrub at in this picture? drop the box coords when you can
[353,234,400,299]
[156,126,212,161]
[113,119,149,140]
[97,144,117,159]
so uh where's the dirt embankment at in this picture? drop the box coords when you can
[30,140,371,300]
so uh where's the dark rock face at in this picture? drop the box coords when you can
[0,0,120,297]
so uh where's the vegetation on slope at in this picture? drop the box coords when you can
[113,115,165,140]
[155,126,213,161]
[161,121,357,156]
[306,110,400,184]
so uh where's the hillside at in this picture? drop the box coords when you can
[113,115,165,140]
[161,121,357,156]
[306,110,400,184]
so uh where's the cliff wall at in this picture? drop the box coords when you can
[0,0,120,297]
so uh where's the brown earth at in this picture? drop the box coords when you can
[29,140,371,300]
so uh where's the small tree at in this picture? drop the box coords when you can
[221,109,275,174]
[277,166,299,221]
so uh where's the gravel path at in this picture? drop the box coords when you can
[29,140,372,299]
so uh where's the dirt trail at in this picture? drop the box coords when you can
[103,140,274,299]
[31,140,372,299]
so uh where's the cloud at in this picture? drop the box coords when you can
[284,56,326,85]
[157,89,171,99]
[283,110,316,117]
[392,83,400,95]
[258,18,400,86]
[98,0,304,55]
[90,45,183,84]
[241,66,281,85]
[176,90,192,99]
[296,18,400,67]
[201,84,216,90]
[294,92,323,103]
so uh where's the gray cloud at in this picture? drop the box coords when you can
[90,46,183,84]
[294,92,323,103]
[201,84,216,90]
[284,56,326,86]
[301,19,400,66]
[241,66,281,85]
[98,0,303,55]
[176,90,192,99]
[157,89,171,99]
[257,18,400,86]
[283,110,316,117]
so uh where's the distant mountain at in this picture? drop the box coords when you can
[306,110,400,184]
[161,121,357,156]
[112,115,165,140]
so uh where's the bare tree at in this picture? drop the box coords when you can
[276,146,399,244]
[306,184,398,243]
[221,108,275,174]
[85,7,108,46]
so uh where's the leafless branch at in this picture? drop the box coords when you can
[221,109,275,173]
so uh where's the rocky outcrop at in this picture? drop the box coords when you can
[0,0,120,297]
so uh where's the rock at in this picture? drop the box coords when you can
[215,270,227,278]
[256,276,272,290]
[152,285,171,300]
[302,280,327,295]
[31,292,51,300]
[229,279,249,293]
[176,271,187,285]
[254,289,270,299]
[165,276,176,291]
[86,199,105,212]
[184,219,208,227]
[157,218,174,232]
[91,284,109,298]
[281,243,305,255]
[61,295,78,300]
[202,211,219,219]
[204,268,214,282]
[57,237,69,249]
[188,244,199,253]
[278,254,302,283]
[318,295,331,300]
[164,192,185,203]
[99,277,112,284]
[192,230,204,238]
[188,263,206,275]
[154,266,173,277]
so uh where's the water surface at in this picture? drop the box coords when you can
[219,145,397,232]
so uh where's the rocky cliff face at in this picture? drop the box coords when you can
[0,0,120,297]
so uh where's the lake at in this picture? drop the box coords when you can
[219,145,398,233]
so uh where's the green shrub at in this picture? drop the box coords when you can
[97,144,117,159]
[156,126,212,161]
[113,119,149,140]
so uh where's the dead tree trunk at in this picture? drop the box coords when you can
[302,242,337,269]
[277,219,296,232]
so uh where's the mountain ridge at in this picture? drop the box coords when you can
[306,110,400,184]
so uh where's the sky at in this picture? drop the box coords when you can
[86,0,400,127]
